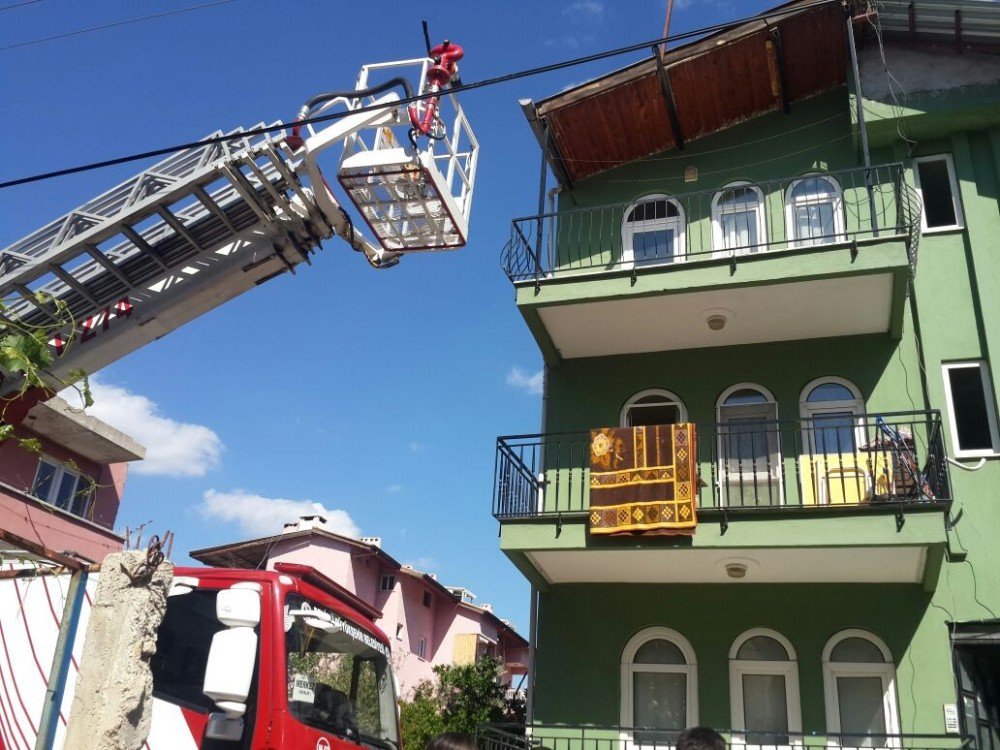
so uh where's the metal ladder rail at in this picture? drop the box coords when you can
[1,141,327,330]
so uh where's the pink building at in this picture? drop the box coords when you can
[0,394,145,565]
[191,515,529,696]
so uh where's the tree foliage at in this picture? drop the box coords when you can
[399,657,517,750]
[0,292,91,447]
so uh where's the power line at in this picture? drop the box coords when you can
[0,0,42,12]
[0,0,238,52]
[0,0,840,191]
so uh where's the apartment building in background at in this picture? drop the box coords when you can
[484,0,1000,745]
[191,514,529,697]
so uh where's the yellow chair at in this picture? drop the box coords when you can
[798,453,893,506]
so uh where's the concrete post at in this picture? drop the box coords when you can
[63,551,173,750]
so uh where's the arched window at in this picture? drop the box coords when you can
[622,195,686,266]
[713,182,766,255]
[785,175,844,247]
[800,377,865,455]
[621,627,698,740]
[716,385,782,507]
[621,389,688,428]
[822,630,900,745]
[729,629,802,744]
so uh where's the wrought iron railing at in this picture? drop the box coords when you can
[478,724,972,750]
[492,411,949,519]
[501,163,921,283]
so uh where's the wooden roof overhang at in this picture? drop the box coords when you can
[529,0,850,184]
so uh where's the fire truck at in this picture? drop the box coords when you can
[0,562,402,749]
[0,40,477,750]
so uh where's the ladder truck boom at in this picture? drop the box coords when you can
[0,46,477,399]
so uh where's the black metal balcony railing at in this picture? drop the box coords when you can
[493,411,950,520]
[501,163,921,283]
[478,724,972,750]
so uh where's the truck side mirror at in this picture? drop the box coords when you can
[203,585,261,741]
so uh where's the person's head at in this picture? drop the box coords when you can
[676,727,726,750]
[426,733,478,750]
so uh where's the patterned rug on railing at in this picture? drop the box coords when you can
[589,423,697,536]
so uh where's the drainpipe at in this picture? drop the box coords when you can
[845,7,880,236]
[35,569,88,750]
[525,585,538,724]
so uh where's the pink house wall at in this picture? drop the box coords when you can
[0,427,128,563]
[258,533,526,698]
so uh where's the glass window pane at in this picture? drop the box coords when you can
[633,671,686,729]
[633,229,675,262]
[916,159,958,228]
[634,639,685,665]
[627,404,681,427]
[795,204,834,241]
[743,673,789,742]
[808,383,856,402]
[830,637,886,663]
[948,365,995,451]
[837,676,888,745]
[151,589,225,713]
[725,389,768,406]
[54,472,78,511]
[812,412,857,454]
[737,635,789,661]
[32,460,57,502]
[792,176,836,200]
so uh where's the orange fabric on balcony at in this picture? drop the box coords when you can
[588,424,697,536]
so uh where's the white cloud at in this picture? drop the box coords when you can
[386,484,404,494]
[506,366,544,396]
[199,489,360,538]
[563,0,603,19]
[409,441,424,452]
[60,377,222,477]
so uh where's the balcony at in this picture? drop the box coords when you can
[502,164,920,361]
[493,412,950,586]
[478,724,970,750]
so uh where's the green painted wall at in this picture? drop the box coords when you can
[531,583,954,733]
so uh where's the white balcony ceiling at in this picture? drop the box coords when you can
[538,273,894,358]
[526,545,928,585]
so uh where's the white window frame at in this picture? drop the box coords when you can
[822,629,901,748]
[912,154,964,233]
[712,181,767,257]
[716,384,783,507]
[620,626,698,741]
[729,628,802,745]
[799,377,866,457]
[379,574,396,592]
[784,174,845,249]
[417,637,427,660]
[620,388,688,428]
[621,194,687,267]
[31,456,91,518]
[942,361,1000,458]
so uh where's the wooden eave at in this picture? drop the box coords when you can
[532,0,849,183]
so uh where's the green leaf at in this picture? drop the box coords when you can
[17,437,42,454]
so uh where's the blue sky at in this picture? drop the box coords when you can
[1,0,778,631]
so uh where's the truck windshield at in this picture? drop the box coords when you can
[285,594,398,749]
[151,588,225,713]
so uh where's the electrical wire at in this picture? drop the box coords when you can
[0,0,841,191]
[0,0,238,53]
[0,0,41,12]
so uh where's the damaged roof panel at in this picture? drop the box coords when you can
[531,0,848,183]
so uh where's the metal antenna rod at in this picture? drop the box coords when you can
[422,20,432,56]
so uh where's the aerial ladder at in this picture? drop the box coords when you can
[0,42,477,400]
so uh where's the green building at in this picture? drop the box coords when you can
[486,0,1000,746]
